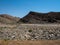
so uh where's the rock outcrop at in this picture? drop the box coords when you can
[18,11,60,23]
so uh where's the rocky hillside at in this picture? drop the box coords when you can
[18,11,60,24]
[0,14,20,24]
[0,11,60,24]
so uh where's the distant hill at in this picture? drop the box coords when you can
[0,14,20,24]
[18,11,60,24]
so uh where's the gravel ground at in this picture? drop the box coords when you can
[0,24,60,40]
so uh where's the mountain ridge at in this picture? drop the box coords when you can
[0,11,60,24]
[18,11,60,23]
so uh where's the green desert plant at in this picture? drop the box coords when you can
[28,29,32,32]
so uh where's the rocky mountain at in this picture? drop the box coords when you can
[0,14,20,24]
[18,11,60,24]
[0,11,60,24]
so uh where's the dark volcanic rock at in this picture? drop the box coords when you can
[18,11,60,23]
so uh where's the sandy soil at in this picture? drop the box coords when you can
[0,40,60,45]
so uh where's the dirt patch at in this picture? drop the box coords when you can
[0,40,60,45]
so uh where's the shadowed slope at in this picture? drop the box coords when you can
[18,11,60,23]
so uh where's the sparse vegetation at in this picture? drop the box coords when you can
[4,38,9,41]
[28,30,32,32]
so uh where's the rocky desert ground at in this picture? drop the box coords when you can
[0,12,60,45]
[0,24,60,40]
[0,24,60,45]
